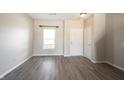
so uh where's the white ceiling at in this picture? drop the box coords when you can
[28,13,82,20]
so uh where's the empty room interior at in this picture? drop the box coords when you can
[0,13,124,80]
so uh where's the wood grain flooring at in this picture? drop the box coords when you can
[2,56,124,80]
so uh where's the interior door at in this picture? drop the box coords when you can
[84,17,92,59]
[70,28,83,56]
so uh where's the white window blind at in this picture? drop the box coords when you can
[43,28,55,49]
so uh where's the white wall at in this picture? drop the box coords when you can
[0,14,33,77]
[83,15,93,59]
[93,14,106,61]
[33,19,83,56]
[64,19,83,56]
[106,14,124,68]
[83,14,106,62]
[83,13,124,70]
[33,20,64,55]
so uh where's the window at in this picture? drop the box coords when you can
[43,28,55,49]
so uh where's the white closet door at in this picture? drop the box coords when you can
[70,28,83,56]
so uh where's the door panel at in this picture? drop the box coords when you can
[70,28,83,56]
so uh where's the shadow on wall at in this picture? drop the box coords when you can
[95,33,106,61]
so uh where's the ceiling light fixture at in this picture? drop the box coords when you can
[80,13,87,17]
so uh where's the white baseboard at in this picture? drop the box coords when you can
[0,56,32,79]
[106,61,124,71]
[91,59,124,71]
[64,55,83,57]
[64,55,70,57]
[33,54,64,56]
[91,59,107,63]
[33,54,83,57]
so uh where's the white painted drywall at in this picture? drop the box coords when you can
[83,14,106,61]
[93,14,106,61]
[33,19,83,56]
[106,13,124,68]
[0,14,33,76]
[83,15,93,59]
[33,20,64,55]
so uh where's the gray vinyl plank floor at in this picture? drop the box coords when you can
[2,56,124,80]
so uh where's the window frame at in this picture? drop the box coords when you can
[42,27,56,50]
